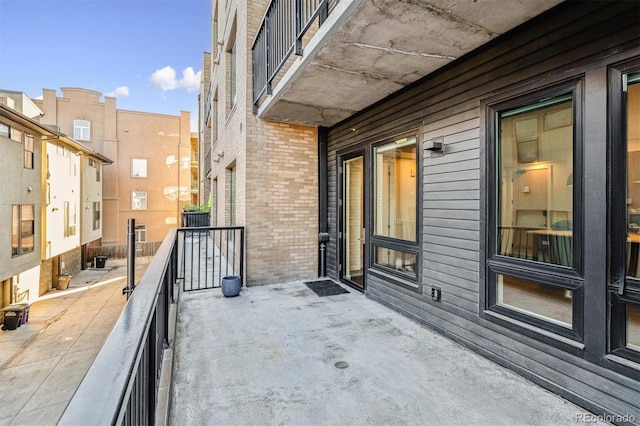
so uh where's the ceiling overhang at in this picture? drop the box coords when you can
[256,0,565,127]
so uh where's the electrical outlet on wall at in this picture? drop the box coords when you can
[431,286,441,302]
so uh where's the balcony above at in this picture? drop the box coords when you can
[253,0,564,127]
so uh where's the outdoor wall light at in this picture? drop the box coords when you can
[424,137,444,154]
[217,150,224,158]
[27,185,33,192]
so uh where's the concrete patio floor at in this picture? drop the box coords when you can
[169,280,605,426]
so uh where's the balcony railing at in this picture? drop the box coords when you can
[251,0,332,113]
[204,147,212,178]
[181,211,210,227]
[58,226,245,424]
[204,82,213,125]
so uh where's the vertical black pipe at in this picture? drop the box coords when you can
[125,218,136,299]
[318,126,329,277]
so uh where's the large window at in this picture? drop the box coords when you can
[24,133,34,169]
[74,119,90,141]
[486,81,583,342]
[132,158,147,178]
[12,205,34,257]
[93,202,101,230]
[610,66,640,362]
[371,135,418,281]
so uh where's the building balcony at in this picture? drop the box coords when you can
[252,0,564,127]
[57,226,603,424]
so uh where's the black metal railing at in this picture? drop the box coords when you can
[252,0,330,113]
[204,82,213,125]
[204,147,212,178]
[181,211,210,227]
[178,226,245,291]
[59,228,179,425]
[58,225,246,424]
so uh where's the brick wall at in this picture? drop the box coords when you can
[207,0,319,285]
[245,119,318,285]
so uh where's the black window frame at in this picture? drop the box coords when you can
[368,131,421,290]
[608,59,640,365]
[484,79,585,349]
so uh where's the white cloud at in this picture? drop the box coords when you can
[150,66,201,92]
[105,86,130,98]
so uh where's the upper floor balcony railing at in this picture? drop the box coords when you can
[250,0,565,127]
[251,0,333,113]
[204,147,212,179]
[204,82,213,126]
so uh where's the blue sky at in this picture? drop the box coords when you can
[0,0,211,130]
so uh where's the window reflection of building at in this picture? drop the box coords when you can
[490,90,578,335]
[372,136,417,277]
[627,77,640,279]
[624,75,640,353]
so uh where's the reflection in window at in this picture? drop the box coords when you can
[24,134,34,169]
[0,122,9,138]
[11,127,22,142]
[132,191,147,210]
[135,224,147,243]
[497,275,572,327]
[132,158,147,177]
[13,204,35,257]
[12,205,19,257]
[93,202,101,231]
[497,95,573,267]
[74,119,90,141]
[626,76,640,279]
[20,205,35,254]
[628,304,640,351]
[374,136,417,242]
[374,247,416,278]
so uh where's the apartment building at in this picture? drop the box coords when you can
[42,133,112,289]
[202,0,319,285]
[0,95,111,304]
[206,0,640,421]
[33,88,193,256]
[0,104,45,306]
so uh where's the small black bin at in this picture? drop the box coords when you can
[2,306,25,331]
[95,256,107,269]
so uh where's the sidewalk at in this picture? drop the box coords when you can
[0,261,147,426]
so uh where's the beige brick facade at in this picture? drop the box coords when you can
[34,88,192,249]
[205,0,319,285]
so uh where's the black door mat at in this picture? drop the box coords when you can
[304,280,350,297]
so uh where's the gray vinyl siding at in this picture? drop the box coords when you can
[325,0,640,420]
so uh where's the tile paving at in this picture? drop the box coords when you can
[0,261,147,426]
